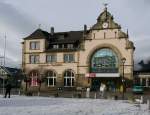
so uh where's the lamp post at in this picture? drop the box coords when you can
[17,79,21,95]
[121,57,126,100]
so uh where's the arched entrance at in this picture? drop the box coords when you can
[90,48,120,91]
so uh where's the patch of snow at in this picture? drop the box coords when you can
[0,95,149,115]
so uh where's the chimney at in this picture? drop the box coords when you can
[51,27,54,36]
[84,24,87,34]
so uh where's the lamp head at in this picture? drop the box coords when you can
[121,57,126,63]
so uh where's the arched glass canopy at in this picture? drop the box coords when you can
[91,48,118,73]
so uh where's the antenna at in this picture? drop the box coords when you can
[4,34,6,66]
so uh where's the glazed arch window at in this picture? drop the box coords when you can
[64,69,75,87]
[46,70,56,86]
[91,48,118,73]
[29,71,39,86]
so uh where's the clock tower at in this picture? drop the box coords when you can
[91,5,121,30]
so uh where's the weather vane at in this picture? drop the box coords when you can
[103,3,108,9]
[38,24,41,29]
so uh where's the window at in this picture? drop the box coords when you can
[67,44,73,49]
[142,78,146,86]
[46,55,57,63]
[53,44,59,49]
[64,70,75,87]
[148,78,150,87]
[91,48,118,73]
[30,41,40,50]
[64,54,75,63]
[29,71,39,86]
[30,55,39,64]
[46,71,56,86]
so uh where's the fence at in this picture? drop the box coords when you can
[0,88,21,95]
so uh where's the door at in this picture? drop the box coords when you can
[91,78,101,91]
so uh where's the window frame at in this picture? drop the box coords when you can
[46,54,57,63]
[64,54,75,63]
[46,71,57,87]
[53,44,59,49]
[29,71,39,87]
[30,41,40,50]
[64,70,75,87]
[29,55,40,64]
[67,44,74,49]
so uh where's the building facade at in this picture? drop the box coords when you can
[22,7,135,92]
[134,61,150,88]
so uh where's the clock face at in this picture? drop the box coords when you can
[102,22,108,29]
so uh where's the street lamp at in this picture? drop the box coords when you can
[121,57,126,100]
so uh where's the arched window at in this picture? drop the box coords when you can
[46,70,56,86]
[29,71,39,86]
[64,70,75,87]
[91,48,118,73]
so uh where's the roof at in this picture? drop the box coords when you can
[91,8,121,30]
[23,8,128,45]
[23,29,50,40]
[0,66,21,77]
[49,31,83,44]
[24,28,84,44]
[134,60,150,73]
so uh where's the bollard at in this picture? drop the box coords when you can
[86,88,90,98]
[140,96,143,104]
[37,92,40,96]
[94,92,97,99]
[147,100,150,110]
[18,90,21,95]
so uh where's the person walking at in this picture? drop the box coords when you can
[100,83,106,97]
[4,82,12,98]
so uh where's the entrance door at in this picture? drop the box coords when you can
[91,78,101,91]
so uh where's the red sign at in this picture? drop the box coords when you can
[85,73,96,78]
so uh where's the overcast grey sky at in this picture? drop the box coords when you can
[0,0,150,67]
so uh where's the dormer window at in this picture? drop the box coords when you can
[53,44,59,49]
[30,41,40,50]
[67,44,73,49]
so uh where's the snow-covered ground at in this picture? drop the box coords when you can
[0,95,149,115]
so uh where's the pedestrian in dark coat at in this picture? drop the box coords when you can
[4,83,12,98]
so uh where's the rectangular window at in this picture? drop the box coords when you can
[30,41,40,50]
[64,54,75,63]
[67,44,73,49]
[30,55,39,64]
[46,55,57,63]
[53,44,59,49]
